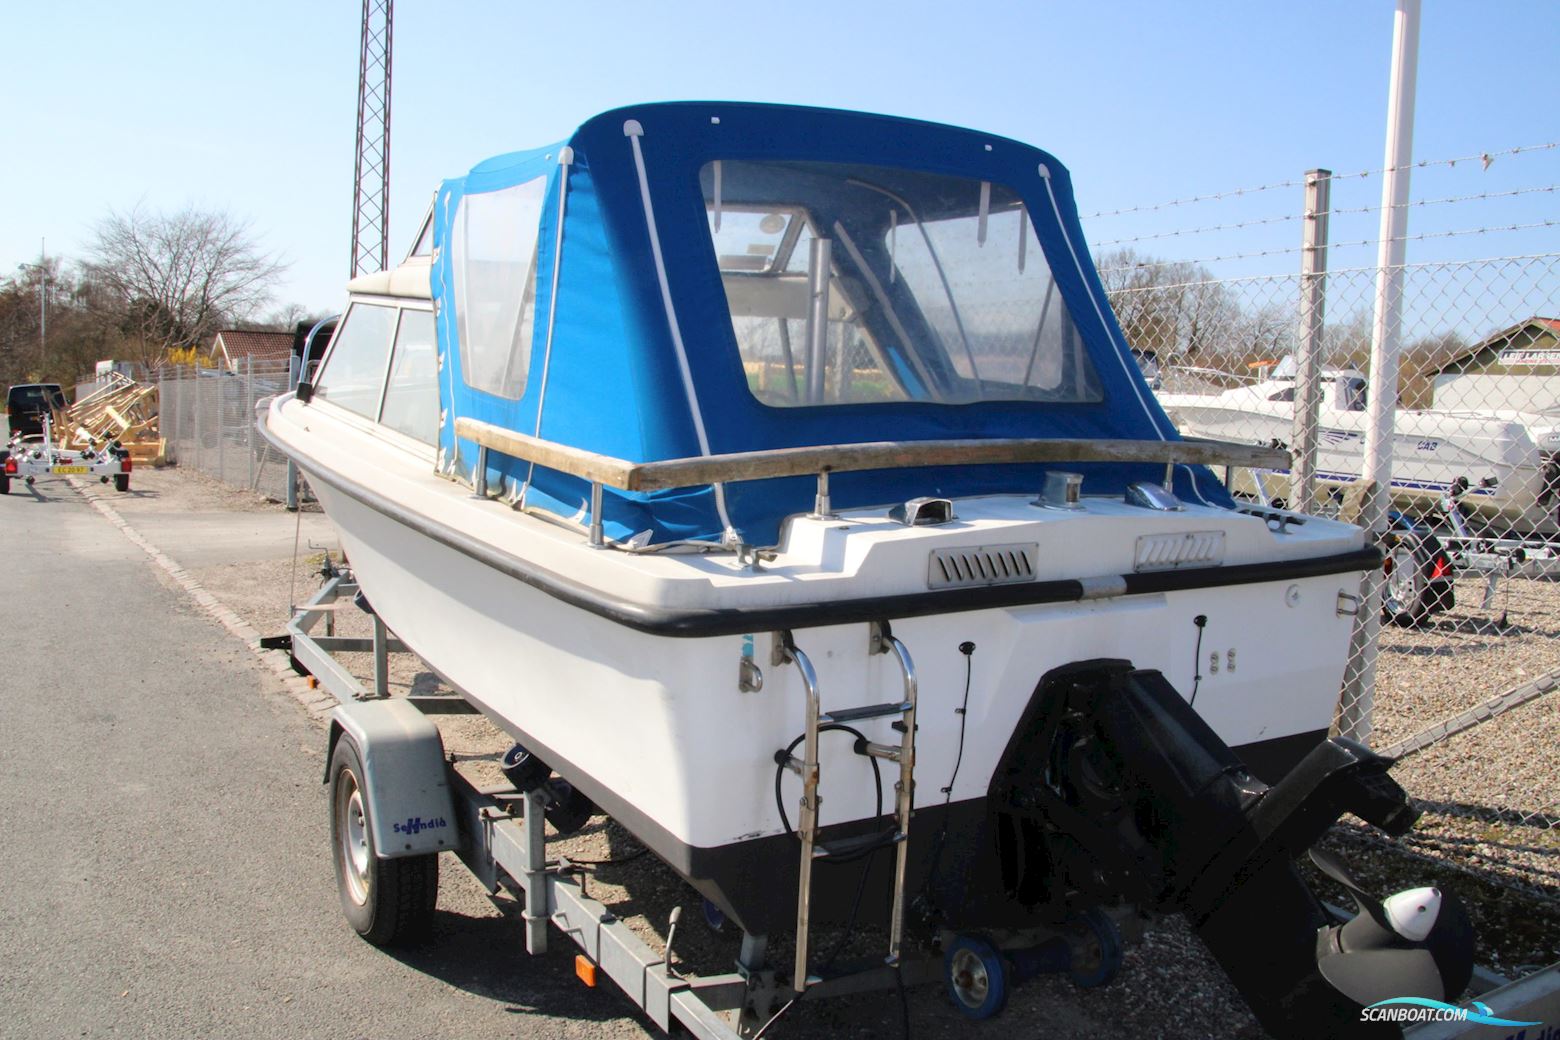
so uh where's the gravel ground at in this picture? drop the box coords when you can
[1364,570,1560,975]
[139,467,1556,1035]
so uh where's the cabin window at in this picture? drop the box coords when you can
[410,210,435,258]
[450,177,546,400]
[700,161,1102,408]
[379,309,438,444]
[314,302,396,419]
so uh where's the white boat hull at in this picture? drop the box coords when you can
[267,394,1371,929]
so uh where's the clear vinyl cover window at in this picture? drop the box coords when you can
[451,176,546,399]
[700,160,1101,408]
[314,302,396,419]
[410,211,435,258]
[380,309,439,445]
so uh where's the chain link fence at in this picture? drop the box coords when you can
[158,359,297,503]
[1089,142,1558,919]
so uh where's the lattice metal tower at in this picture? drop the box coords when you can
[350,0,393,277]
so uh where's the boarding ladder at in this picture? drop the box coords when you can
[773,622,918,991]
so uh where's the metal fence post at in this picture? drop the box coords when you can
[1340,0,1421,743]
[193,368,202,474]
[1291,169,1331,513]
[286,354,300,511]
[246,355,255,490]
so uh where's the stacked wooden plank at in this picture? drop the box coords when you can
[62,375,165,465]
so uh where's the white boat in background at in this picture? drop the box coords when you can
[1158,360,1560,533]
[262,102,1473,1036]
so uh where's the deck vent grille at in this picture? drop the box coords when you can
[928,543,1039,589]
[1133,531,1226,572]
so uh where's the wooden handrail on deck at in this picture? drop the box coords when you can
[453,417,1289,493]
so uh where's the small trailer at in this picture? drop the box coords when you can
[3,418,132,495]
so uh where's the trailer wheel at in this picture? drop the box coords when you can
[0,474,8,495]
[1066,908,1123,989]
[946,935,1009,1019]
[329,737,438,946]
[114,473,129,493]
[1382,541,1430,626]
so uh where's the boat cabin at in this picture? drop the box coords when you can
[308,102,1223,546]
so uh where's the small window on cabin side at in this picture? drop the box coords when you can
[451,177,546,400]
[380,309,439,445]
[314,302,396,419]
[410,211,435,258]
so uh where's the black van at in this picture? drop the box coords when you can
[6,383,67,439]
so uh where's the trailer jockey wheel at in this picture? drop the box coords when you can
[945,935,1009,1019]
[1066,908,1123,989]
[328,737,438,947]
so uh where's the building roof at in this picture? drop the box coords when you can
[209,329,296,370]
[1433,316,1560,374]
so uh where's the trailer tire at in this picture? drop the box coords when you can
[114,473,129,493]
[0,474,8,495]
[946,934,1009,1019]
[329,736,439,947]
[1383,541,1430,627]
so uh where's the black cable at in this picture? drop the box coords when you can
[1189,615,1208,708]
[566,847,650,867]
[817,846,880,976]
[772,723,885,864]
[893,961,912,1040]
[919,641,976,917]
[943,642,976,799]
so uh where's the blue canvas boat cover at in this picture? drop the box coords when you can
[429,101,1226,545]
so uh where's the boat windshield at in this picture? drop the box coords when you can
[700,160,1102,408]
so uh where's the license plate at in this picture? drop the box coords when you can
[51,465,88,474]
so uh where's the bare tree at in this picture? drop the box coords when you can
[1097,248,1239,366]
[86,205,288,370]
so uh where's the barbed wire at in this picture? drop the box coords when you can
[1085,140,1559,219]
[1338,181,1559,216]
[1095,219,1558,273]
[1103,250,1560,293]
[1090,212,1299,249]
[1090,183,1558,250]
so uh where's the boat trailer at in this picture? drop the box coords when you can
[276,565,1557,1039]
[275,565,1002,1036]
[2,417,132,495]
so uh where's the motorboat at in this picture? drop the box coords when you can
[1157,360,1560,533]
[263,102,1473,1035]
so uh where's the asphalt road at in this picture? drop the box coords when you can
[0,476,652,1040]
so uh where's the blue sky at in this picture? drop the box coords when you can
[2,1,1555,317]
